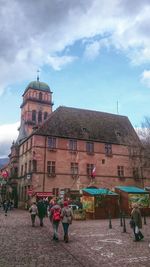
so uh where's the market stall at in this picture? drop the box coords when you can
[81,188,119,219]
[115,186,150,216]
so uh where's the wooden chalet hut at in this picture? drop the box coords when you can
[81,188,119,219]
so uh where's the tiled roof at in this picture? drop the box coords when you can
[115,186,147,193]
[34,106,141,145]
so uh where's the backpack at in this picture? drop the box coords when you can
[53,208,61,221]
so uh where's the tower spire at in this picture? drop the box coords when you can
[37,69,40,81]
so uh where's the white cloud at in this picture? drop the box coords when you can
[0,122,19,158]
[46,55,77,71]
[141,70,150,88]
[0,0,150,93]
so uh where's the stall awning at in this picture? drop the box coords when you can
[115,186,147,194]
[82,188,118,196]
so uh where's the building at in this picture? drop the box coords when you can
[7,78,149,207]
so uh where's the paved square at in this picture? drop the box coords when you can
[0,209,150,266]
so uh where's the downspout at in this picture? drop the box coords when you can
[43,136,47,192]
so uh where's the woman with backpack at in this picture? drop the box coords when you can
[61,201,73,243]
[49,200,61,241]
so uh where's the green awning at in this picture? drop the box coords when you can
[115,186,147,194]
[82,188,118,196]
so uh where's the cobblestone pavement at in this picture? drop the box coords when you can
[1,209,150,267]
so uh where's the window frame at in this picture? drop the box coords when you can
[47,161,56,176]
[69,139,77,151]
[86,142,94,154]
[87,163,94,177]
[47,137,57,150]
[117,165,124,177]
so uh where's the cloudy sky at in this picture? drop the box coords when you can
[0,0,150,158]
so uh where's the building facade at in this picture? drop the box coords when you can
[7,79,150,207]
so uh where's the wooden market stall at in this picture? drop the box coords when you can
[115,186,150,216]
[81,188,119,219]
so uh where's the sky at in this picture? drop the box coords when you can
[0,0,150,158]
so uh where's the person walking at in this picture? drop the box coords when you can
[49,200,61,241]
[37,198,46,227]
[131,203,144,241]
[61,201,73,243]
[3,199,10,216]
[29,202,38,227]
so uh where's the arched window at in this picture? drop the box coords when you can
[39,92,42,100]
[38,110,42,123]
[32,110,36,122]
[44,112,48,120]
[45,93,48,101]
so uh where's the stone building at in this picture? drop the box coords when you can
[8,78,149,207]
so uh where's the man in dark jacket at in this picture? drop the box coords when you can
[37,198,46,226]
[131,203,144,241]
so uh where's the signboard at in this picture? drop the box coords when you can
[36,192,52,197]
[128,193,150,208]
[81,196,94,212]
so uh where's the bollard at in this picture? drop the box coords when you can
[143,214,147,225]
[120,211,123,227]
[123,213,126,233]
[109,213,112,229]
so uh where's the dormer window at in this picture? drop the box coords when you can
[105,143,112,156]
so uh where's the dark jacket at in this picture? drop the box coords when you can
[131,207,142,229]
[37,200,46,218]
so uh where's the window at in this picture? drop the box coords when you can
[26,141,28,151]
[47,161,56,175]
[32,110,36,122]
[38,110,42,123]
[29,160,31,173]
[71,162,78,176]
[25,163,27,175]
[133,167,139,179]
[105,143,112,156]
[69,139,77,151]
[44,112,48,120]
[48,137,56,149]
[32,160,37,172]
[86,142,94,154]
[87,163,94,177]
[30,138,32,148]
[117,166,124,177]
[102,159,105,164]
[21,165,23,176]
[14,167,18,175]
[39,92,42,100]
